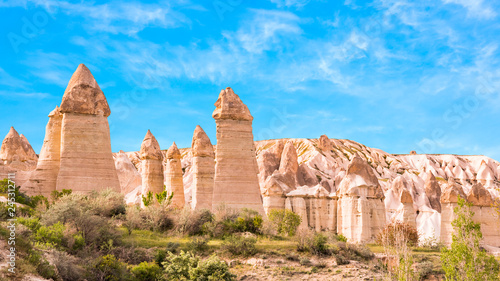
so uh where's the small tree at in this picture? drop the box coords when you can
[268,209,302,236]
[441,196,500,281]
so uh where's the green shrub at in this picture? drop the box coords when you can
[86,254,132,281]
[221,235,257,257]
[87,189,126,217]
[335,234,348,242]
[18,216,42,232]
[163,251,199,280]
[268,209,302,236]
[51,189,73,201]
[27,249,59,280]
[34,222,66,248]
[204,207,263,237]
[131,261,163,281]
[295,228,315,252]
[50,250,85,281]
[162,251,235,281]
[187,236,210,253]
[142,191,154,207]
[311,233,329,255]
[189,255,236,281]
[441,196,500,281]
[125,205,174,233]
[376,221,419,247]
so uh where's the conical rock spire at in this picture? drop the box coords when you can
[212,87,253,121]
[60,64,111,116]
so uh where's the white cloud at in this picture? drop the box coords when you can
[270,0,311,8]
[233,9,302,54]
[1,0,198,35]
[443,0,496,20]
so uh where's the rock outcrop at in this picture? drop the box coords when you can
[24,107,62,196]
[389,176,417,227]
[211,87,264,214]
[27,64,120,195]
[467,183,500,247]
[318,134,333,152]
[140,130,164,197]
[337,155,386,242]
[286,185,333,231]
[424,171,441,213]
[114,150,142,195]
[440,180,467,245]
[165,142,185,208]
[190,126,215,210]
[55,64,120,193]
[0,127,38,164]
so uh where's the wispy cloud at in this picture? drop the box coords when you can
[442,0,497,20]
[1,0,200,35]
[270,0,311,8]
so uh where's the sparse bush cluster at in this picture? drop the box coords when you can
[376,221,419,247]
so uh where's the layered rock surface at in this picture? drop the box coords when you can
[165,142,185,208]
[190,126,215,210]
[140,130,164,197]
[211,88,264,214]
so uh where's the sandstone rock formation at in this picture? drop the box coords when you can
[389,176,417,227]
[55,64,120,193]
[424,171,441,213]
[114,150,142,195]
[0,127,38,164]
[140,130,164,197]
[337,155,386,242]
[318,134,333,152]
[165,142,185,208]
[212,87,264,214]
[27,64,120,195]
[262,176,287,214]
[467,183,500,247]
[440,180,467,245]
[286,185,332,231]
[24,107,62,196]
[190,125,215,210]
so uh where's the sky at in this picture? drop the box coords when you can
[0,0,499,161]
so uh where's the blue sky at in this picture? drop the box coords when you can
[1,0,499,160]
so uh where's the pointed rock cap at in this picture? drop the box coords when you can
[6,126,20,139]
[166,142,181,160]
[19,134,38,160]
[338,155,384,198]
[48,105,62,117]
[279,141,298,175]
[476,160,495,181]
[272,140,285,158]
[0,127,28,162]
[467,183,494,207]
[212,87,253,121]
[392,176,413,204]
[140,130,162,160]
[191,125,214,157]
[60,64,111,117]
[441,179,466,203]
[318,134,333,152]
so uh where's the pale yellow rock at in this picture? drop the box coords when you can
[56,113,120,192]
[19,134,38,161]
[262,176,286,214]
[24,107,62,196]
[140,130,164,197]
[165,142,185,208]
[391,176,416,228]
[286,185,330,231]
[191,126,215,210]
[55,64,120,193]
[467,183,493,207]
[212,88,264,214]
[440,181,466,245]
[337,155,386,243]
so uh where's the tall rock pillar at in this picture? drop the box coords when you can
[211,87,264,214]
[56,64,120,193]
[165,142,185,208]
[25,107,62,196]
[140,130,164,196]
[190,125,215,210]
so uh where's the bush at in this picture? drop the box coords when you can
[125,205,174,233]
[295,228,315,252]
[86,254,132,281]
[267,209,301,236]
[204,206,263,238]
[87,189,126,217]
[34,222,66,248]
[176,208,213,236]
[130,261,163,281]
[311,233,329,255]
[221,235,257,257]
[50,250,85,281]
[27,250,59,280]
[376,221,419,247]
[162,251,235,281]
[163,251,199,280]
[187,236,210,253]
[189,255,236,281]
[441,196,500,281]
